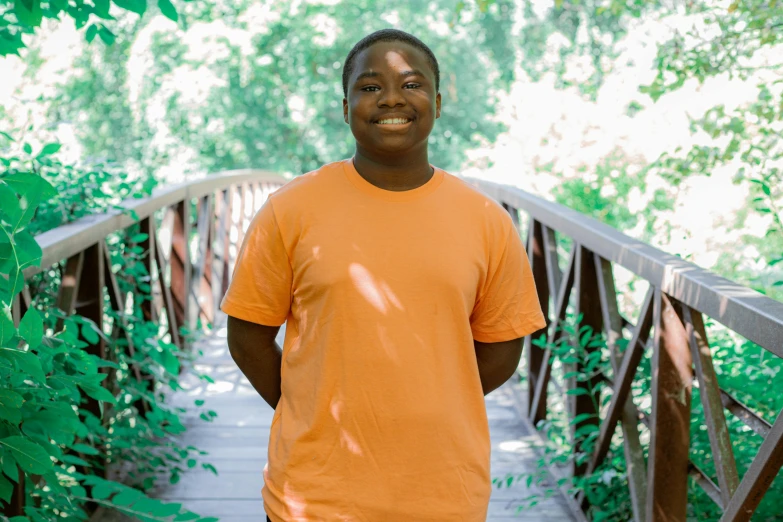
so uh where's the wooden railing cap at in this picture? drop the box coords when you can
[27,169,285,278]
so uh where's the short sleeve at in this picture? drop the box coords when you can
[470,224,546,343]
[220,198,293,326]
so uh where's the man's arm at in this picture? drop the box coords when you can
[226,315,283,409]
[474,337,524,395]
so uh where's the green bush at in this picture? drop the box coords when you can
[0,131,218,521]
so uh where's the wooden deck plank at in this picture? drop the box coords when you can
[96,320,577,521]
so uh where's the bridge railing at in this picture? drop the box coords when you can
[5,170,285,517]
[467,177,783,522]
[8,168,783,521]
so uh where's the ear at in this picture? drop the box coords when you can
[435,92,442,119]
[343,98,349,124]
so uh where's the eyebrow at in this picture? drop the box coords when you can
[354,69,426,82]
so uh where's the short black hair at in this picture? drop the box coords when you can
[342,29,440,98]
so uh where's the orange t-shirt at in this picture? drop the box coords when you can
[221,159,545,521]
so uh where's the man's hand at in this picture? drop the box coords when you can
[474,337,524,395]
[226,315,283,409]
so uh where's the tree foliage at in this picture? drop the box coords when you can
[0,129,222,521]
[644,0,783,296]
[0,0,181,57]
[519,0,782,294]
[50,0,515,176]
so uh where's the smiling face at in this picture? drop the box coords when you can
[343,41,442,160]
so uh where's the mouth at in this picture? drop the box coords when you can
[374,117,414,129]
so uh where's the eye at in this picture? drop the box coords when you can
[404,83,421,89]
[361,85,380,92]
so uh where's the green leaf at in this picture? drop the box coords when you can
[0,235,12,278]
[111,489,143,506]
[113,0,147,15]
[60,454,90,467]
[0,183,22,225]
[0,473,13,503]
[92,0,112,18]
[159,347,180,375]
[0,29,25,57]
[22,143,32,155]
[0,436,52,474]
[97,25,116,45]
[91,480,115,500]
[157,502,184,516]
[13,0,42,27]
[23,405,79,442]
[0,389,23,424]
[78,378,117,405]
[81,322,99,345]
[2,174,55,231]
[569,413,597,426]
[18,308,43,349]
[14,230,42,269]
[85,24,98,43]
[566,388,589,396]
[37,142,61,157]
[574,423,600,437]
[1,454,17,480]
[3,172,57,200]
[2,269,23,303]
[1,347,46,383]
[0,305,14,347]
[157,0,177,21]
[69,485,87,499]
[71,443,99,455]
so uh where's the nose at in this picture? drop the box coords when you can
[377,85,406,108]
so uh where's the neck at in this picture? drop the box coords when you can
[353,146,433,192]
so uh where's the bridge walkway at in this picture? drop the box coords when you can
[136,316,578,521]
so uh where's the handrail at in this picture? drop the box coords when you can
[466,178,783,356]
[27,170,286,277]
[465,177,783,522]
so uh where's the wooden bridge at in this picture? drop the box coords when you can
[8,168,783,521]
[105,317,578,521]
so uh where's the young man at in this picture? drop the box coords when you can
[222,29,545,521]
